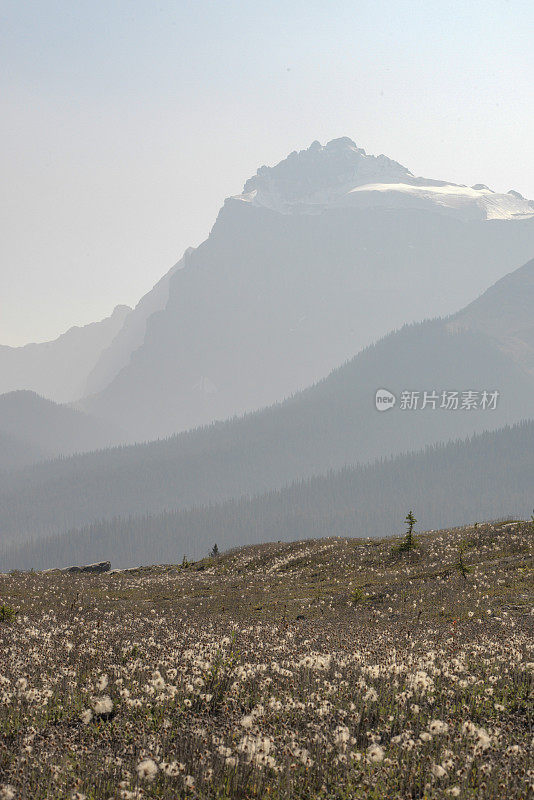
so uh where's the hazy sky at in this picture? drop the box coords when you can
[1,0,533,345]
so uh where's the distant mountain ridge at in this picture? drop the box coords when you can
[79,136,534,440]
[82,250,193,398]
[2,253,534,544]
[0,305,130,403]
[5,138,533,442]
[0,391,126,473]
[5,139,533,442]
[450,256,534,376]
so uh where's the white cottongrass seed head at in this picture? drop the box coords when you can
[136,758,159,781]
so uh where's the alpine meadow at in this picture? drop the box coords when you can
[1,3,533,798]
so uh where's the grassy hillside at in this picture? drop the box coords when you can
[3,420,533,571]
[0,521,532,799]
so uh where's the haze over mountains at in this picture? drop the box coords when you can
[3,138,534,446]
[0,432,49,473]
[1,137,533,568]
[2,419,532,571]
[1,253,533,550]
[79,138,534,441]
[0,391,126,472]
[0,304,130,404]
[82,251,193,398]
[450,256,534,377]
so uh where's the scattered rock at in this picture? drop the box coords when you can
[63,561,111,574]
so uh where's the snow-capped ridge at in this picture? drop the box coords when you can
[232,138,534,221]
[240,137,412,211]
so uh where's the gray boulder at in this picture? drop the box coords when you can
[63,561,111,574]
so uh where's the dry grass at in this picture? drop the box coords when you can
[0,520,532,799]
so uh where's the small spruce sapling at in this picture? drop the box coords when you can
[210,543,220,558]
[394,511,418,553]
[403,511,418,551]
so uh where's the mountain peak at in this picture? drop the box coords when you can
[240,138,412,208]
[323,136,362,151]
[234,138,534,221]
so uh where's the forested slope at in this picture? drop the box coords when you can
[1,321,532,543]
[3,420,532,570]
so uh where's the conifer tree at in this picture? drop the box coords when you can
[394,510,418,553]
[403,510,417,551]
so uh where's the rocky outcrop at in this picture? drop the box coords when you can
[63,561,111,574]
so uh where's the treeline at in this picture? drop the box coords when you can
[1,321,532,544]
[2,420,532,571]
